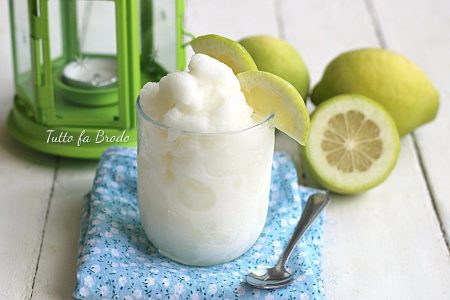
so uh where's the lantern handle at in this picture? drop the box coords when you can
[182,30,196,48]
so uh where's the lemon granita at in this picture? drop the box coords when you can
[137,54,275,266]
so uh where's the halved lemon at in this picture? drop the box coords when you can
[304,94,400,194]
[190,34,258,74]
[237,70,310,145]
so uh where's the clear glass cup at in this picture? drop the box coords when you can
[136,97,275,266]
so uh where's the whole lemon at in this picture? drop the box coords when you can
[239,35,310,99]
[311,48,439,136]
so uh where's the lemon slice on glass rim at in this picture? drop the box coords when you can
[191,34,310,145]
[190,34,258,74]
[238,71,310,145]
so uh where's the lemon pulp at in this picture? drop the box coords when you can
[322,110,383,173]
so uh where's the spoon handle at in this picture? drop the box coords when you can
[276,192,330,269]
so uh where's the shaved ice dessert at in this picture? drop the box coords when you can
[137,54,275,266]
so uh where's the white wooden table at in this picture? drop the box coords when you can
[1,0,450,299]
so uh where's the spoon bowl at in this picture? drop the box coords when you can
[246,266,293,289]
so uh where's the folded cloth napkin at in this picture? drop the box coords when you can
[74,147,325,300]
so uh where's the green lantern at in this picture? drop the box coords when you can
[7,0,186,159]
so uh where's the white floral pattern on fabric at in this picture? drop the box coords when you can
[73,147,325,300]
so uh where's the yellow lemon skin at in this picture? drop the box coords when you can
[311,48,439,136]
[237,71,310,145]
[240,35,310,100]
[190,34,258,74]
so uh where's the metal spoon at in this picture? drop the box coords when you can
[246,192,330,289]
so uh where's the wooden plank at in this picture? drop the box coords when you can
[322,138,450,299]
[184,0,279,40]
[370,0,450,246]
[273,0,381,178]
[184,0,279,61]
[279,0,379,84]
[279,0,450,298]
[31,159,97,300]
[0,1,56,298]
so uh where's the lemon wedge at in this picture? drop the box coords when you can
[191,34,258,74]
[237,70,310,145]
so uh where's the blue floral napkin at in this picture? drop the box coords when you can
[74,147,325,300]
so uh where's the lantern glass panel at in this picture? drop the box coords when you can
[61,0,118,89]
[48,0,121,126]
[140,0,179,82]
[48,0,62,60]
[12,0,34,104]
[76,1,117,56]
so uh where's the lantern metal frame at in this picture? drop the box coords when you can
[7,0,186,158]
